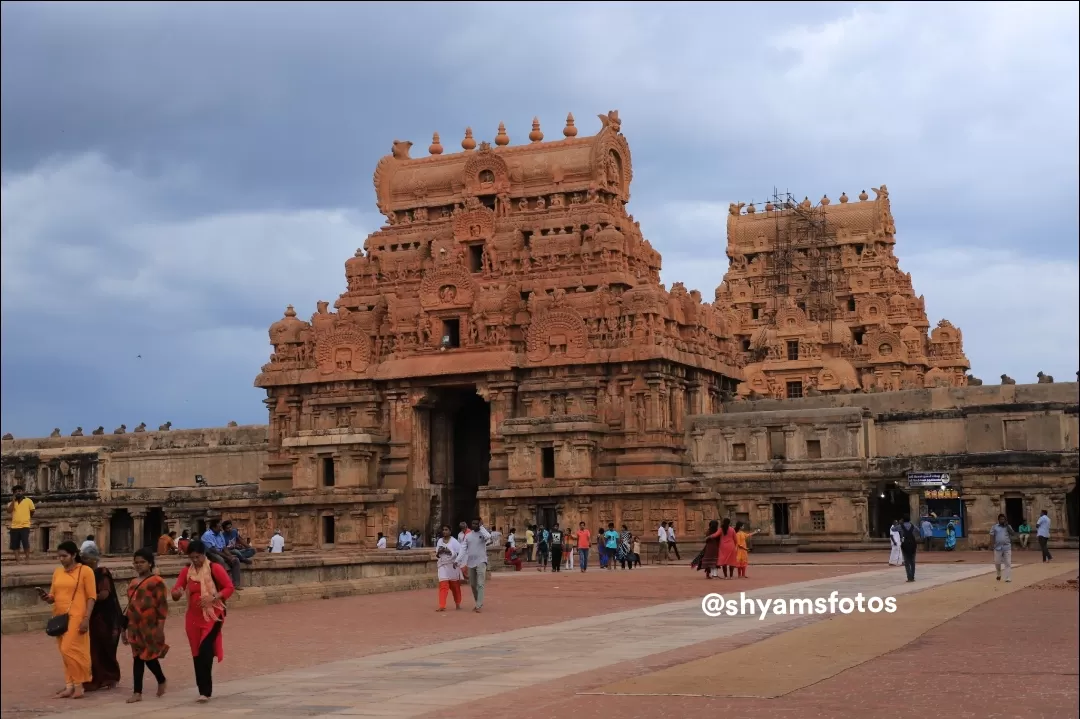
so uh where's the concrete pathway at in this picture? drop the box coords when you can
[40,564,999,719]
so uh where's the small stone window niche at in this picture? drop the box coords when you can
[810,510,826,532]
[541,446,556,479]
[805,439,822,459]
[731,443,748,461]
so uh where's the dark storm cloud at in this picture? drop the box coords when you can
[2,1,1078,436]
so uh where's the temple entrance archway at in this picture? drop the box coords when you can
[428,386,490,531]
[870,481,909,538]
[109,509,134,554]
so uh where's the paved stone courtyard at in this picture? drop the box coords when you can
[2,553,1076,719]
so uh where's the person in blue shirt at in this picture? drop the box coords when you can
[221,520,255,564]
[603,523,620,571]
[201,519,242,588]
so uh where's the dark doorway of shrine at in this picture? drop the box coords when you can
[431,386,490,530]
[870,481,909,538]
[109,509,134,554]
[143,507,166,549]
[1067,479,1079,537]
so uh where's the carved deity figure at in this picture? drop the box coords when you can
[417,313,432,345]
[535,196,546,210]
[1000,374,1016,385]
[1036,371,1054,384]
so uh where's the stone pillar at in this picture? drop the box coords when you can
[484,381,517,487]
[846,422,863,458]
[749,428,767,462]
[131,510,146,553]
[411,405,431,489]
[719,428,736,463]
[647,380,662,431]
[782,424,798,459]
[756,502,772,534]
[851,497,868,538]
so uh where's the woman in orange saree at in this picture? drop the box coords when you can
[41,541,97,699]
[734,521,759,578]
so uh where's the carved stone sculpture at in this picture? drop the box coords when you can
[1,433,12,440]
[114,424,127,435]
[71,427,83,437]
[92,426,104,435]
[50,428,61,438]
[1036,371,1054,384]
[134,423,147,432]
[158,422,172,431]
[966,374,983,386]
[1000,374,1016,385]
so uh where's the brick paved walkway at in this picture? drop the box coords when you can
[0,562,856,716]
[29,561,1044,719]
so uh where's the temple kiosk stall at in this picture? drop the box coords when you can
[908,472,964,540]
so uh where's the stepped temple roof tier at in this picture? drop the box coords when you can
[716,186,970,398]
[256,111,741,387]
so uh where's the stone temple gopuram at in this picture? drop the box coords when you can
[718,189,970,398]
[254,112,742,535]
[3,111,1076,560]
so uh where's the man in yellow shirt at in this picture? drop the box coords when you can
[7,484,36,563]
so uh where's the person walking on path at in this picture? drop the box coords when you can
[1036,510,1053,562]
[434,525,463,611]
[7,484,35,564]
[80,547,123,692]
[716,518,738,578]
[666,522,681,561]
[899,516,919,582]
[573,522,591,572]
[525,525,535,563]
[920,517,935,551]
[989,514,1015,583]
[171,540,235,703]
[694,520,721,578]
[548,523,565,573]
[462,519,491,612]
[41,541,97,699]
[888,519,903,566]
[535,525,550,571]
[656,521,669,564]
[603,523,620,571]
[123,548,169,703]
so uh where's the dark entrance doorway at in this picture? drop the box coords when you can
[536,505,558,533]
[429,387,491,529]
[109,509,134,554]
[772,502,791,535]
[143,507,166,549]
[1004,498,1024,531]
[870,482,909,537]
[1067,480,1079,537]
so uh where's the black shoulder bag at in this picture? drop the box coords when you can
[45,566,84,637]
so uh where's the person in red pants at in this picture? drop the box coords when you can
[435,525,463,611]
[504,543,523,571]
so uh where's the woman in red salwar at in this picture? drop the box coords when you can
[171,540,234,703]
[715,518,738,579]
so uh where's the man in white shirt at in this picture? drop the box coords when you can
[398,529,414,549]
[80,535,98,555]
[1036,510,1053,562]
[267,529,285,553]
[657,522,669,564]
[506,528,516,548]
[462,519,491,612]
[376,532,387,549]
[487,526,502,547]
[666,522,681,561]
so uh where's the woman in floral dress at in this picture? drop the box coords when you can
[123,548,169,703]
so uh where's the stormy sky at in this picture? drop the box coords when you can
[2,1,1078,437]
